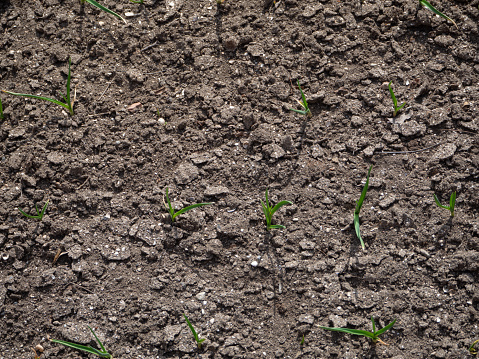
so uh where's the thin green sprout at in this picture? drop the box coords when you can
[300,334,305,345]
[469,339,479,355]
[319,317,396,345]
[289,80,311,117]
[3,58,74,116]
[129,0,144,3]
[81,0,127,24]
[354,165,372,251]
[183,314,206,349]
[50,325,112,358]
[260,189,292,230]
[419,0,457,28]
[164,187,211,222]
[388,81,406,117]
[433,191,456,217]
[18,200,49,221]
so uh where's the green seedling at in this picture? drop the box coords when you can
[419,0,457,28]
[469,339,479,355]
[354,165,372,251]
[319,316,396,345]
[183,314,206,349]
[18,200,49,221]
[129,0,144,3]
[300,334,305,345]
[388,81,406,117]
[164,187,211,223]
[289,80,311,117]
[260,189,292,230]
[50,325,112,358]
[433,191,456,217]
[81,0,127,24]
[3,58,74,116]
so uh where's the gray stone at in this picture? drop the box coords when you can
[175,163,199,184]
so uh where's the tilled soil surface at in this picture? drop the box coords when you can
[1,0,479,358]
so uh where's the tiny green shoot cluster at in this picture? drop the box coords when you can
[354,166,372,250]
[3,58,74,116]
[164,187,211,223]
[433,191,456,217]
[50,325,112,358]
[419,0,457,28]
[319,317,397,345]
[290,80,311,117]
[260,189,292,230]
[388,81,406,117]
[81,0,127,24]
[183,314,206,349]
[18,200,49,221]
[470,339,479,355]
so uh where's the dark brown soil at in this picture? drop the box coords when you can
[1,0,479,358]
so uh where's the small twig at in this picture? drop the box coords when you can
[77,176,90,189]
[379,143,440,154]
[141,41,158,52]
[98,81,113,101]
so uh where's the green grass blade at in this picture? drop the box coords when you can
[289,108,308,115]
[297,80,309,111]
[388,81,397,108]
[18,207,39,219]
[183,314,198,339]
[355,165,373,215]
[39,200,49,219]
[2,91,70,111]
[172,202,211,220]
[433,194,448,210]
[264,189,270,208]
[88,326,106,353]
[84,0,127,24]
[469,339,479,355]
[354,213,365,250]
[420,0,457,28]
[449,191,456,217]
[397,102,406,112]
[165,187,175,220]
[50,339,111,357]
[374,319,397,336]
[318,326,374,339]
[270,200,293,216]
[371,317,376,335]
[268,224,286,229]
[66,58,73,115]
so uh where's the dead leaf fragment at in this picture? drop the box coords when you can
[126,102,142,111]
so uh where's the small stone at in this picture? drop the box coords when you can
[251,260,258,267]
[246,44,264,57]
[379,195,396,209]
[223,36,239,51]
[298,314,314,325]
[175,163,199,184]
[47,152,64,165]
[433,143,456,161]
[196,292,206,301]
[205,186,229,196]
[34,344,44,353]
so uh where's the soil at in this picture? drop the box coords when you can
[1,0,479,358]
